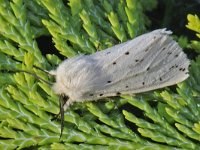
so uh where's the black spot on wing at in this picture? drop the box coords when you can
[167,52,172,55]
[125,52,129,55]
[169,66,174,70]
[175,54,178,57]
[106,52,111,54]
[179,68,185,71]
[116,92,121,95]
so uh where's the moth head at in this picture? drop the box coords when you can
[48,58,93,101]
[49,69,67,95]
[48,61,70,96]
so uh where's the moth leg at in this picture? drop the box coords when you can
[51,94,67,121]
[59,94,65,138]
[63,100,72,111]
[51,113,60,121]
[50,94,68,138]
[60,99,73,137]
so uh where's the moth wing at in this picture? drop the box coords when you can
[84,29,189,99]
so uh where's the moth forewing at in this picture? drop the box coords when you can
[51,28,190,111]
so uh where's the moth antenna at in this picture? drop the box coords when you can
[1,69,53,85]
[33,65,55,76]
[7,58,55,76]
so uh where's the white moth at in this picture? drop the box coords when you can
[50,28,190,110]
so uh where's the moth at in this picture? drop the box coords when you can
[2,28,189,137]
[50,28,190,112]
[13,28,188,137]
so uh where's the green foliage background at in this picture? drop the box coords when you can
[0,0,200,149]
